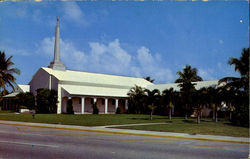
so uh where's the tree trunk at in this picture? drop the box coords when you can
[229,112,232,120]
[185,113,188,120]
[150,111,153,120]
[215,110,218,122]
[197,111,200,124]
[200,111,203,119]
[169,108,172,120]
[212,108,215,121]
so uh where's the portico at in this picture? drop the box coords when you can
[61,96,128,114]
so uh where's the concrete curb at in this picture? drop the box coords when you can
[0,120,249,144]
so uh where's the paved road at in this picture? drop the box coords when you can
[0,124,248,159]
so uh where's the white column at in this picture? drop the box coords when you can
[115,99,119,110]
[125,99,128,110]
[49,74,52,90]
[105,98,108,114]
[57,84,62,114]
[81,97,85,114]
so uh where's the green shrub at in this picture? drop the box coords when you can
[231,104,249,127]
[16,92,35,110]
[92,102,99,114]
[66,99,74,114]
[116,106,121,114]
[36,89,58,113]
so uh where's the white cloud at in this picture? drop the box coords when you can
[62,2,88,26]
[0,45,29,56]
[137,46,154,67]
[219,40,224,44]
[88,39,132,74]
[36,37,87,70]
[217,62,222,68]
[36,37,174,83]
[136,46,174,82]
[36,37,54,58]
[198,68,215,80]
[89,42,106,55]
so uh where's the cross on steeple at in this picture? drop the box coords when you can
[48,17,66,71]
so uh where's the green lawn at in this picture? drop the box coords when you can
[115,118,249,137]
[0,114,168,126]
[0,110,14,114]
[0,113,247,137]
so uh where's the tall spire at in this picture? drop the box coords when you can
[49,16,66,71]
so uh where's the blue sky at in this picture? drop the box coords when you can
[0,1,249,84]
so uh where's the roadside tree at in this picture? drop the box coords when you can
[0,51,20,96]
[145,89,160,120]
[127,85,146,114]
[219,48,249,127]
[175,65,203,119]
[162,88,175,120]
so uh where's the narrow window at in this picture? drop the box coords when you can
[102,99,105,105]
[79,98,81,104]
[112,99,115,105]
[91,99,93,104]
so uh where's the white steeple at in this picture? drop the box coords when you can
[49,16,66,71]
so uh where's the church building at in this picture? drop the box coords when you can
[3,17,219,114]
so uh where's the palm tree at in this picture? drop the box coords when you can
[194,87,208,124]
[127,85,145,114]
[175,65,203,119]
[144,76,155,83]
[218,48,249,126]
[175,65,203,83]
[145,89,160,120]
[0,51,20,96]
[219,48,249,92]
[207,86,217,121]
[162,88,175,120]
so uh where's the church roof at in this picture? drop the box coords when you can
[17,84,30,92]
[42,67,153,88]
[147,80,219,92]
[3,84,30,98]
[62,85,129,97]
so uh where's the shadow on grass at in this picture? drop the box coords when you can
[165,121,173,123]
[129,118,150,120]
[182,120,196,123]
[223,122,249,128]
[129,117,167,121]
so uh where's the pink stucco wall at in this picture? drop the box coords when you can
[29,68,59,96]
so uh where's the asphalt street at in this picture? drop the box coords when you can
[0,124,248,159]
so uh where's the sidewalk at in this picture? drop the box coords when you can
[95,122,168,128]
[0,120,248,144]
